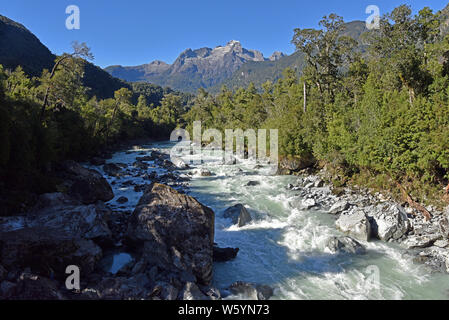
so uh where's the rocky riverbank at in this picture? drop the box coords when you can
[0,145,270,300]
[1,142,448,300]
[286,173,449,274]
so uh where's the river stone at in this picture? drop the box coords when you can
[336,210,372,241]
[401,233,442,249]
[328,200,350,215]
[133,161,149,170]
[197,169,213,177]
[228,282,274,300]
[246,181,260,187]
[325,236,366,255]
[127,183,215,285]
[59,161,114,204]
[171,157,189,169]
[301,198,316,210]
[372,205,410,241]
[439,216,449,239]
[223,204,252,227]
[116,196,129,204]
[103,163,124,177]
[414,247,449,274]
[434,239,449,248]
[179,282,210,300]
[213,247,239,262]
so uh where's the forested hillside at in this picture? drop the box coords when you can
[185,5,449,207]
[213,21,368,92]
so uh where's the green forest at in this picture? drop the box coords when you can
[1,4,449,214]
[185,5,449,207]
[0,43,191,213]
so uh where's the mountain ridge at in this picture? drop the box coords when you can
[105,21,368,93]
[105,40,286,92]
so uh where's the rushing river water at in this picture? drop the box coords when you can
[91,141,449,300]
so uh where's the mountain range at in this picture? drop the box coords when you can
[105,21,368,93]
[105,40,287,93]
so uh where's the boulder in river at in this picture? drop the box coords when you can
[116,196,129,204]
[301,198,316,210]
[223,204,252,227]
[127,183,215,285]
[336,210,372,241]
[370,205,410,241]
[213,247,239,262]
[171,157,189,170]
[325,236,366,255]
[103,163,124,177]
[227,282,274,300]
[328,200,350,215]
[246,181,260,187]
[196,169,213,177]
[59,161,114,204]
[133,161,149,170]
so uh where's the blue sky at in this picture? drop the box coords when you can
[1,1,448,68]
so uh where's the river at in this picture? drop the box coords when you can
[89,141,449,300]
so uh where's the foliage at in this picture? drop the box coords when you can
[185,6,449,205]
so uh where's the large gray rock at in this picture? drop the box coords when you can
[127,183,215,285]
[336,210,372,241]
[0,193,110,275]
[329,201,350,215]
[60,161,114,204]
[371,205,410,241]
[325,236,366,255]
[402,234,442,249]
[413,247,449,274]
[223,204,252,227]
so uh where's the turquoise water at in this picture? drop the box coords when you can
[96,141,449,300]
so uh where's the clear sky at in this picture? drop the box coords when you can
[1,1,448,68]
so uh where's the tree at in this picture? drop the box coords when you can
[292,14,357,103]
[40,41,94,118]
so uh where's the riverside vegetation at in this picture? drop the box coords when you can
[185,5,449,211]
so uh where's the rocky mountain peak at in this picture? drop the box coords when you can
[269,51,286,61]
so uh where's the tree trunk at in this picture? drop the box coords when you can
[303,81,307,113]
[396,181,432,221]
[40,55,72,119]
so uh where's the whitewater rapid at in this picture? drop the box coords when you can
[91,141,449,300]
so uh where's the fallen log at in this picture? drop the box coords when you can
[396,181,432,221]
